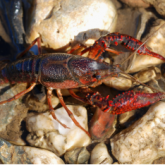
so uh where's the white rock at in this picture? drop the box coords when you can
[111,101,165,164]
[133,67,157,85]
[24,147,64,164]
[104,76,132,91]
[26,0,117,49]
[90,143,113,164]
[113,162,119,164]
[26,95,59,112]
[26,105,91,156]
[127,20,165,73]
[143,0,165,17]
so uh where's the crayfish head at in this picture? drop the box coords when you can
[69,56,122,87]
[90,64,123,86]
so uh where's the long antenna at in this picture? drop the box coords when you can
[119,71,163,93]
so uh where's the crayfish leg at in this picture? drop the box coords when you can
[17,37,42,59]
[47,88,69,129]
[56,89,91,137]
[69,88,96,104]
[0,83,36,105]
[67,43,87,54]
[68,89,87,103]
[105,48,122,55]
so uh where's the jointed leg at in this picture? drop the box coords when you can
[47,88,69,129]
[17,37,42,59]
[105,48,122,55]
[0,83,36,105]
[69,88,102,107]
[68,89,88,103]
[56,89,91,137]
[67,43,87,54]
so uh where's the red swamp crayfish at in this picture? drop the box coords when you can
[0,31,165,137]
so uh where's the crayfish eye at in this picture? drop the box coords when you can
[92,74,101,80]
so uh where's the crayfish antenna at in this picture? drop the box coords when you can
[118,71,165,94]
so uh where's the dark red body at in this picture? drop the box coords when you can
[0,53,120,89]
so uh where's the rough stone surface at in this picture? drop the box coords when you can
[104,76,132,91]
[26,0,117,50]
[64,147,90,164]
[0,83,28,145]
[119,0,150,8]
[0,137,64,164]
[143,0,165,17]
[127,20,165,73]
[26,105,91,156]
[111,101,165,164]
[26,94,59,112]
[90,143,113,164]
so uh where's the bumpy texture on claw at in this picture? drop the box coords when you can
[111,91,165,114]
[85,32,165,61]
[86,92,112,112]
[86,91,165,115]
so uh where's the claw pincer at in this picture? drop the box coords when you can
[110,91,165,114]
[86,91,165,115]
[81,32,165,61]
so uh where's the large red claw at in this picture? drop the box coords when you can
[86,92,112,111]
[86,90,165,115]
[110,91,165,114]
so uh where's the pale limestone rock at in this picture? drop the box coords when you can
[26,0,117,49]
[119,0,150,8]
[104,76,132,91]
[90,143,113,164]
[127,20,165,73]
[26,105,91,156]
[0,137,64,164]
[26,95,59,112]
[64,147,90,164]
[26,96,60,112]
[24,147,64,164]
[132,67,158,86]
[118,110,136,125]
[111,101,165,164]
[143,0,165,17]
[113,162,119,164]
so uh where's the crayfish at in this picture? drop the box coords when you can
[0,25,165,138]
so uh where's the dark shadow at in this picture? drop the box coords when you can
[20,120,30,145]
[141,17,157,40]
[0,0,26,61]
[0,85,11,96]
